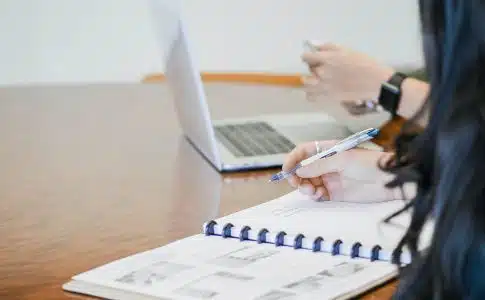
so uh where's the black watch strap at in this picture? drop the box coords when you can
[378,72,407,117]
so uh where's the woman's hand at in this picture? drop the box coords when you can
[282,140,401,203]
[301,43,395,102]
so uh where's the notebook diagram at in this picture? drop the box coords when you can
[271,207,311,217]
[115,261,193,287]
[319,261,366,277]
[254,290,297,300]
[175,271,255,299]
[63,190,416,300]
[208,245,280,268]
[269,201,399,218]
[283,262,366,293]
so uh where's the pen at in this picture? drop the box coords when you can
[268,128,380,183]
[303,40,319,52]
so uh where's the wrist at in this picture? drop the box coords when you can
[396,77,430,125]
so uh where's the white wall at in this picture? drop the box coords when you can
[0,0,423,85]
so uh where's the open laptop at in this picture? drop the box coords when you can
[149,1,352,172]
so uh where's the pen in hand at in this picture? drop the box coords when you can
[268,128,380,183]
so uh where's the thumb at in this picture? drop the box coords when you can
[296,152,346,178]
[301,51,323,67]
[301,50,334,67]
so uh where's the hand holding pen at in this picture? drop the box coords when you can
[270,128,379,182]
[269,128,395,202]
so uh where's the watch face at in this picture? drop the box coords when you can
[379,87,399,114]
[341,100,383,115]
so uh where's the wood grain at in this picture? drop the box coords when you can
[0,82,403,300]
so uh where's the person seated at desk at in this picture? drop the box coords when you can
[283,0,485,298]
[300,42,430,127]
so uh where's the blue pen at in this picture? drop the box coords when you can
[269,128,380,183]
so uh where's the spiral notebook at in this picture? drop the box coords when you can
[63,190,433,300]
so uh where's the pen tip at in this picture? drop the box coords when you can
[268,174,280,182]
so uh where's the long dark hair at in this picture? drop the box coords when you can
[381,0,485,299]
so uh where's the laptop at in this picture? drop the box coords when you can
[149,1,352,172]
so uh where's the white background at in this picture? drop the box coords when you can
[0,0,423,85]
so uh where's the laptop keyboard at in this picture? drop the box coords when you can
[214,122,295,157]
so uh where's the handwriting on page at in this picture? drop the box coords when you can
[271,207,312,217]
[268,201,393,218]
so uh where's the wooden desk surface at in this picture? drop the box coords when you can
[0,82,399,299]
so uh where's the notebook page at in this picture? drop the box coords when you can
[209,190,433,263]
[66,234,396,300]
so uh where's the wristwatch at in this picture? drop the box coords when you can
[378,72,407,117]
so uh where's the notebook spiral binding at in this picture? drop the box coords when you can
[203,220,401,263]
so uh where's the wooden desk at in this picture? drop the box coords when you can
[0,83,400,299]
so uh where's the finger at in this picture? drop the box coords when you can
[296,154,343,178]
[282,143,317,172]
[309,65,323,78]
[315,140,340,152]
[308,177,324,199]
[302,76,326,97]
[296,146,348,178]
[301,51,333,67]
[307,175,330,201]
[320,172,342,200]
[287,174,300,188]
[312,185,329,201]
[303,80,329,96]
[304,81,332,99]
[298,179,315,196]
[301,75,319,87]
[283,144,315,187]
[283,140,339,175]
[309,176,323,187]
[315,42,341,51]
